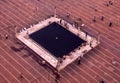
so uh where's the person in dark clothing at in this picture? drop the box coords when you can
[106,4,109,7]
[20,75,23,78]
[54,71,60,83]
[90,40,93,48]
[19,73,23,79]
[60,19,62,24]
[106,0,113,6]
[109,22,112,27]
[78,54,83,65]
[101,16,105,21]
[78,57,81,65]
[100,80,104,83]
[109,0,113,5]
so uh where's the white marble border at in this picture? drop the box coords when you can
[16,16,100,71]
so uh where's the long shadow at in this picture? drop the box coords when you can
[10,46,21,52]
[29,50,56,74]
[21,47,34,58]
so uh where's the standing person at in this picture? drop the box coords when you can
[56,57,62,70]
[85,32,88,39]
[25,31,29,39]
[5,34,8,39]
[109,0,113,5]
[0,34,2,39]
[106,0,113,6]
[15,26,18,33]
[78,57,81,65]
[54,71,60,83]
[111,60,116,65]
[97,31,101,43]
[54,6,57,17]
[60,19,62,24]
[109,22,112,27]
[19,73,23,79]
[77,54,83,65]
[90,40,93,48]
[80,23,85,30]
[101,16,105,21]
[41,60,46,66]
[77,18,83,26]
[66,13,70,18]
[100,80,104,83]
[106,3,109,6]
[35,7,39,12]
[93,16,96,22]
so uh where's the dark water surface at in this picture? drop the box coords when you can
[30,22,86,58]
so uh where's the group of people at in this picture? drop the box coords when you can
[93,16,113,27]
[106,0,114,6]
[93,0,114,27]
